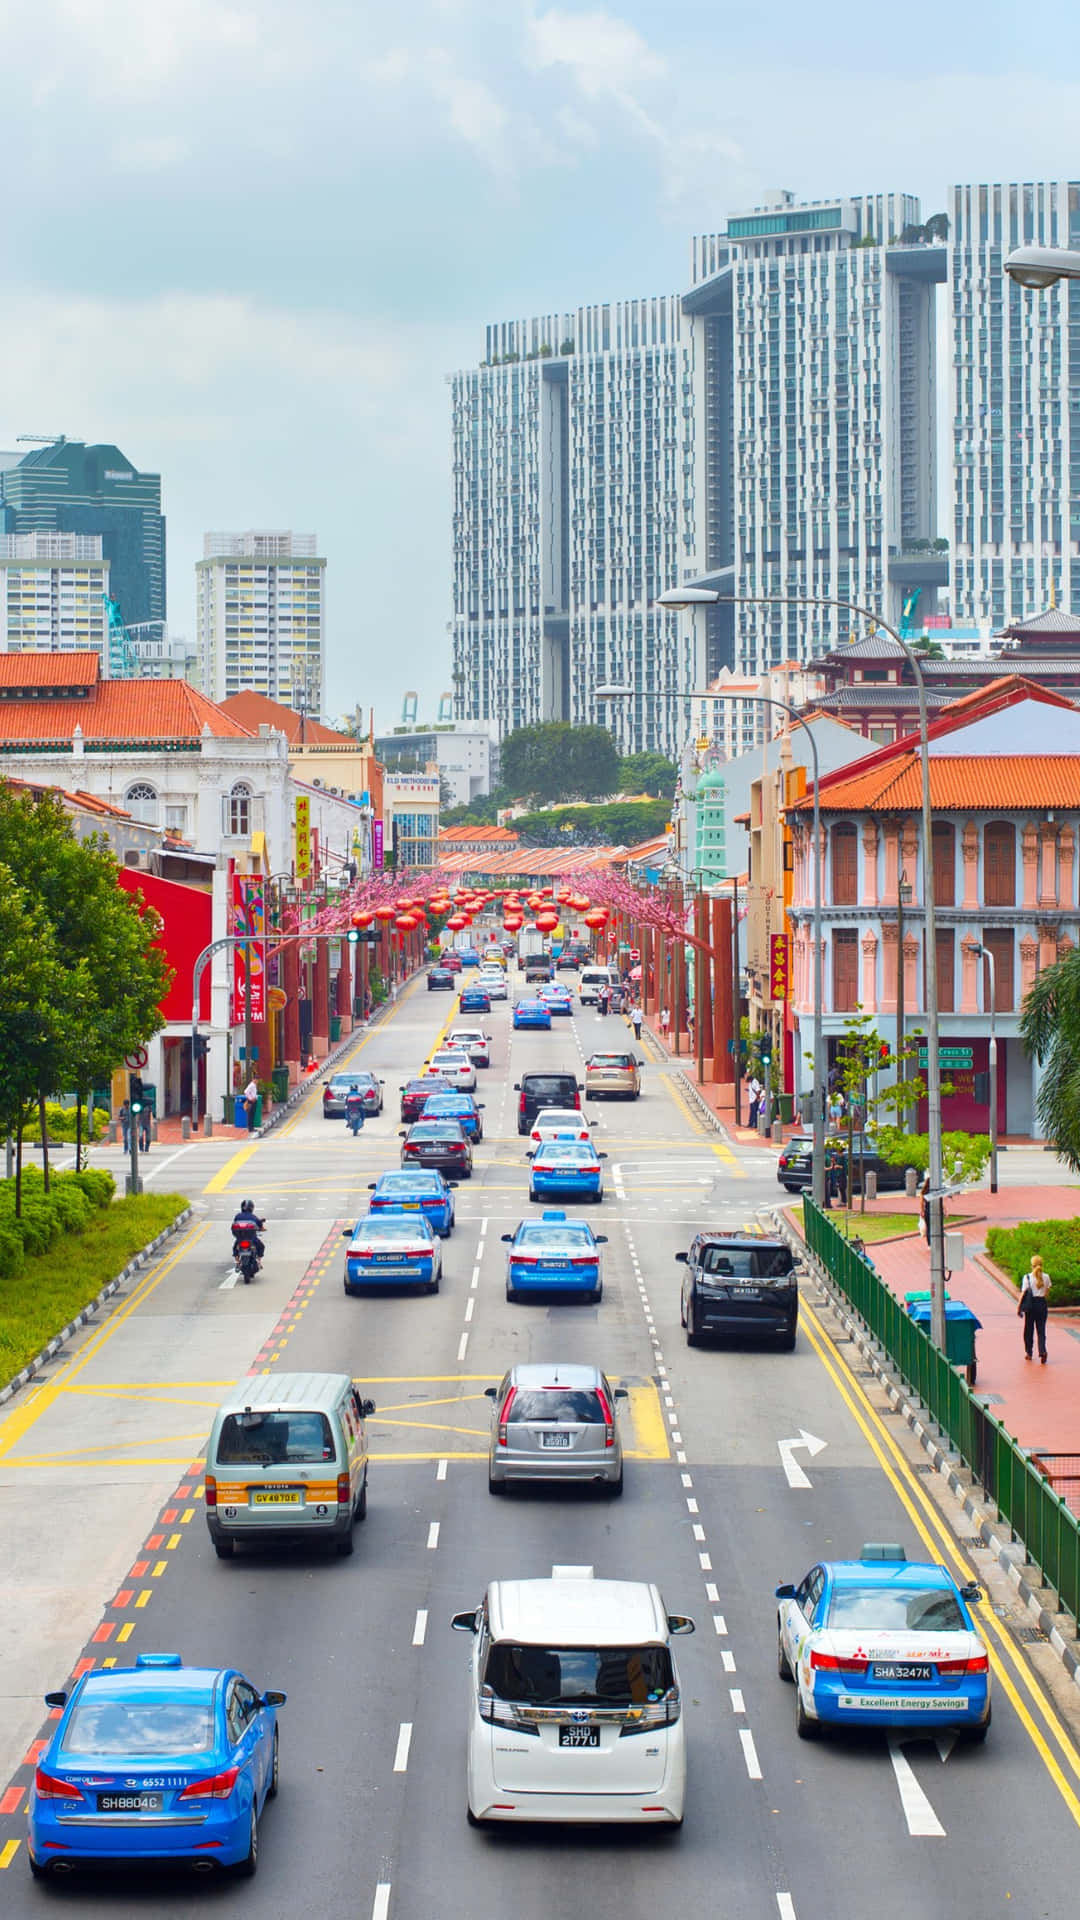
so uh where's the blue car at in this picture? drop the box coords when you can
[459,987,491,1014]
[538,984,573,1015]
[456,947,480,968]
[501,1211,607,1301]
[27,1653,284,1879]
[528,1139,606,1201]
[421,1090,484,1142]
[343,1212,442,1293]
[513,997,552,1030]
[776,1547,991,1741]
[366,1169,456,1236]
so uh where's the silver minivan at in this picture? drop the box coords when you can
[204,1372,375,1560]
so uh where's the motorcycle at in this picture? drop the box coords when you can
[231,1236,262,1284]
[346,1105,365,1137]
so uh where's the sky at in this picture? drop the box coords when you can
[1,0,1078,730]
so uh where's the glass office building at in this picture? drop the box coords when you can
[0,439,165,629]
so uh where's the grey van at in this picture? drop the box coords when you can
[204,1372,375,1559]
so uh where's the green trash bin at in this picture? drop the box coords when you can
[776,1092,794,1124]
[330,1014,342,1043]
[905,1299,981,1384]
[271,1066,289,1106]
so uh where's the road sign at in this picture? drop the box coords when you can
[917,1046,973,1068]
[124,1047,149,1070]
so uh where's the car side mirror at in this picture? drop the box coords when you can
[477,1104,485,1109]
[666,1615,695,1636]
[774,1583,796,1600]
[448,1181,459,1189]
[358,1399,376,1419]
[398,1130,406,1137]
[484,1386,497,1399]
[500,1233,512,1243]
[44,1690,68,1709]
[341,1227,352,1237]
[635,1056,643,1066]
[597,1152,608,1160]
[262,1689,287,1707]
[613,1386,628,1400]
[674,1250,688,1263]
[959,1581,983,1604]
[367,1182,376,1190]
[595,1235,608,1244]
[513,1083,521,1091]
[450,1610,479,1634]
[525,1150,535,1159]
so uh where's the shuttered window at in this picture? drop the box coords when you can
[981,929,1014,1011]
[932,823,955,907]
[832,929,859,1011]
[831,823,858,905]
[935,929,955,1013]
[983,821,1016,906]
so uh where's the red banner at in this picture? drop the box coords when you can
[231,872,266,1025]
[769,931,790,1003]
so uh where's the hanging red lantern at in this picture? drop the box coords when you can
[395,913,418,931]
[351,910,374,928]
[445,914,467,931]
[583,909,609,929]
[375,905,397,924]
[535,912,559,933]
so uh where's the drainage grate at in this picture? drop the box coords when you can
[1012,1625,1047,1645]
[960,1538,984,1550]
[879,1407,901,1417]
[914,1464,935,1476]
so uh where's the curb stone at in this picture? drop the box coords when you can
[0,1206,194,1408]
[773,1205,1080,1691]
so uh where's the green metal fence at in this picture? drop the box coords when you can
[803,1199,1080,1626]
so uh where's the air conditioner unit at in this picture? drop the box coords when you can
[312,777,323,787]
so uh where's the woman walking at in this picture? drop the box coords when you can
[1018,1254,1052,1364]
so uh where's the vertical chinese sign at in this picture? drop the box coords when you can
[769,932,790,1003]
[231,873,266,1024]
[295,794,311,880]
[373,819,384,871]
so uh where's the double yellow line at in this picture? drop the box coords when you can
[799,1292,1080,1823]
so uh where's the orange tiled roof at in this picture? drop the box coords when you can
[438,823,519,843]
[789,754,1080,814]
[0,679,252,746]
[219,690,359,747]
[436,847,621,875]
[0,651,100,688]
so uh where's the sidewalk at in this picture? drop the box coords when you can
[801,1187,1080,1460]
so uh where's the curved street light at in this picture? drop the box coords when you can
[1004,245,1080,289]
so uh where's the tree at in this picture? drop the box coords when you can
[1020,947,1080,1169]
[0,864,71,1213]
[826,1009,926,1212]
[617,751,677,799]
[500,724,619,806]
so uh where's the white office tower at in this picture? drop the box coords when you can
[682,191,943,677]
[949,180,1080,627]
[197,532,326,710]
[450,299,696,756]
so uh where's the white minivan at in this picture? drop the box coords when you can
[451,1564,694,1825]
[578,966,617,1005]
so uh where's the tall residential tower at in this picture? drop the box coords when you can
[196,532,326,712]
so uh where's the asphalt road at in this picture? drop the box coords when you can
[3,964,1080,1916]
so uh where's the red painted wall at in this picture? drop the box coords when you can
[117,869,213,1021]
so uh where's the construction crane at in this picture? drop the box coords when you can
[15,434,66,446]
[102,593,140,678]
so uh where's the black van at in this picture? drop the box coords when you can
[676,1233,799,1350]
[513,1070,581,1135]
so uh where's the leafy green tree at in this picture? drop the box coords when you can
[617,751,677,799]
[501,724,619,806]
[0,864,71,1213]
[1020,947,1080,1169]
[826,1008,927,1211]
[875,1127,989,1185]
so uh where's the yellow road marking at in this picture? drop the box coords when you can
[0,1224,210,1463]
[204,1140,259,1193]
[798,1294,1080,1819]
[152,1560,167,1577]
[117,1623,134,1644]
[167,1533,181,1549]
[0,1840,21,1869]
[134,1590,152,1609]
[180,1508,194,1523]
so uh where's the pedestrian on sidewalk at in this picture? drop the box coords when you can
[138,1101,151,1153]
[630,1004,644,1042]
[659,1006,671,1042]
[1018,1254,1052,1364]
[747,1074,762,1129]
[243,1077,259,1130]
[917,1170,931,1244]
[118,1099,131,1154]
[825,1146,847,1210]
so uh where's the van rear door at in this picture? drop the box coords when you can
[484,1642,672,1793]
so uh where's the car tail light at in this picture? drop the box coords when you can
[337,1473,351,1504]
[569,1256,596,1268]
[937,1654,989,1675]
[809,1651,869,1673]
[204,1474,217,1509]
[778,1155,789,1169]
[519,1092,527,1114]
[573,1089,581,1109]
[595,1386,615,1447]
[404,1144,420,1157]
[34,1769,86,1803]
[497,1388,516,1446]
[179,1767,240,1802]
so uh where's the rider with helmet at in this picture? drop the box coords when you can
[345,1084,366,1135]
[230,1199,266,1264]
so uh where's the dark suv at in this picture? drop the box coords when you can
[776,1131,907,1194]
[677,1232,799,1350]
[513,1070,581,1135]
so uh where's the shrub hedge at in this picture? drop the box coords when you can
[985,1217,1080,1307]
[0,1167,115,1280]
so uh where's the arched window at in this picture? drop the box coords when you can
[228,783,251,838]
[984,820,1016,907]
[831,822,858,905]
[124,782,158,825]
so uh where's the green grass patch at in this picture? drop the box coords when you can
[985,1217,1080,1307]
[0,1192,189,1385]
[788,1204,921,1244]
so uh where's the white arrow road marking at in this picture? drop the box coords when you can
[888,1739,946,1837]
[778,1429,828,1489]
[612,1163,626,1199]
[935,1733,957,1763]
[218,1267,240,1291]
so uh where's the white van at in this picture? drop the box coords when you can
[451,1564,694,1825]
[205,1372,375,1560]
[578,966,617,1005]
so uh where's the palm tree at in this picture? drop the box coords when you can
[1019,949,1080,1167]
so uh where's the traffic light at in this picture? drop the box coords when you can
[347,927,360,946]
[128,1073,144,1114]
[879,1041,890,1064]
[758,1037,772,1068]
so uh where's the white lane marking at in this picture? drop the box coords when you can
[373,1887,391,1920]
[681,1473,693,1488]
[692,1523,706,1542]
[218,1267,239,1291]
[676,1450,687,1464]
[777,1897,798,1920]
[699,1551,712,1571]
[705,1584,719,1603]
[471,1265,481,1288]
[412,1610,428,1646]
[713,1614,727,1636]
[464,1297,475,1322]
[393,1723,413,1773]
[730,1689,745,1714]
[436,1458,448,1481]
[612,1162,626,1198]
[457,1331,469,1362]
[480,1216,488,1233]
[739,1729,762,1780]
[722,1650,736,1672]
[426,1522,440,1550]
[778,1429,828,1490]
[141,1144,196,1184]
[888,1739,946,1837]
[687,1498,699,1514]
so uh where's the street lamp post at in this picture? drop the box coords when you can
[897,870,912,1124]
[973,943,999,1195]
[658,584,947,1348]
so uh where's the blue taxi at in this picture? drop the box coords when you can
[500,1212,607,1301]
[343,1212,442,1293]
[528,1139,606,1201]
[27,1654,285,1879]
[459,987,491,1014]
[366,1169,456,1236]
[537,983,573,1016]
[421,1090,484,1142]
[513,997,552,1031]
[776,1546,990,1741]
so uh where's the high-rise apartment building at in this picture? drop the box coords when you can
[682,191,943,676]
[450,299,696,756]
[196,532,326,711]
[0,532,111,662]
[949,180,1080,627]
[0,439,165,628]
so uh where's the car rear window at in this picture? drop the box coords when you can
[516,1224,592,1248]
[412,1123,465,1139]
[62,1698,215,1756]
[697,1244,794,1279]
[523,1076,576,1097]
[379,1173,440,1192]
[509,1389,603,1421]
[354,1217,432,1241]
[589,1054,632,1069]
[483,1644,674,1706]
[825,1585,966,1633]
[217,1410,335,1465]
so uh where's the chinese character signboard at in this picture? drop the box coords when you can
[295,795,311,878]
[373,819,384,870]
[769,932,790,1002]
[231,873,266,1025]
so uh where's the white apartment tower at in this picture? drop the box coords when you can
[0,532,111,661]
[450,299,697,757]
[197,531,326,711]
[949,180,1080,627]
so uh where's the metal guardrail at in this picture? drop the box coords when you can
[803,1198,1080,1624]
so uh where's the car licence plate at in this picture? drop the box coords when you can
[729,1285,761,1298]
[97,1792,164,1812]
[251,1490,302,1505]
[872,1663,933,1681]
[558,1726,599,1747]
[540,1432,573,1448]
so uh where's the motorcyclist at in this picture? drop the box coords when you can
[230,1199,265,1264]
[345,1084,366,1135]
